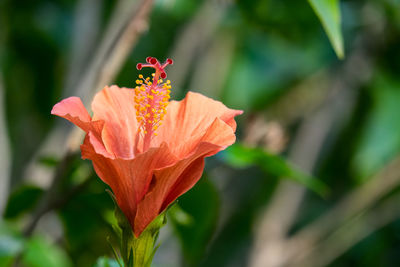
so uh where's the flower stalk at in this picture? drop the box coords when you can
[109,190,166,267]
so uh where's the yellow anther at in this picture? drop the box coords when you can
[154,132,158,136]
[134,73,173,136]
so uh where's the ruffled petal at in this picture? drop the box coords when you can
[91,86,139,159]
[51,97,91,131]
[153,92,242,158]
[52,97,107,155]
[172,117,237,158]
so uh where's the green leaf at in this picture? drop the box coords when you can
[170,178,219,265]
[38,156,60,167]
[93,257,122,267]
[22,236,72,267]
[352,74,400,182]
[223,144,329,197]
[308,0,344,59]
[168,204,194,226]
[4,185,43,219]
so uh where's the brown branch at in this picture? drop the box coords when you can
[23,151,93,237]
[167,0,229,94]
[76,0,154,104]
[286,156,400,266]
[289,194,400,267]
[188,29,236,99]
[249,77,359,267]
[0,72,11,215]
[23,152,76,237]
[64,0,104,97]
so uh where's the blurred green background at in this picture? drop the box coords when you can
[1,0,400,266]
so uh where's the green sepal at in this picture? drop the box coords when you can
[106,236,124,267]
[106,189,167,267]
[130,212,166,267]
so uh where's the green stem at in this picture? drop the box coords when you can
[107,190,166,267]
[121,213,166,267]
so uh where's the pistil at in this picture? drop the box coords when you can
[134,57,173,151]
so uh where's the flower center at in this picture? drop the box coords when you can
[134,57,173,151]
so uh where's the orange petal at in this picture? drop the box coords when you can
[91,86,139,159]
[154,92,242,157]
[51,97,91,131]
[81,134,178,230]
[134,141,224,236]
[52,96,108,156]
[80,132,138,222]
[172,117,237,158]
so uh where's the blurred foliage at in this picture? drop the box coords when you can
[58,179,115,267]
[93,257,121,267]
[170,177,219,265]
[0,223,73,267]
[2,0,400,266]
[4,185,43,219]
[0,223,24,266]
[352,73,400,182]
[224,144,329,197]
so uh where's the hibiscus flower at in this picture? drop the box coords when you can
[52,57,242,237]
